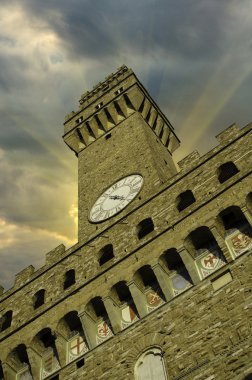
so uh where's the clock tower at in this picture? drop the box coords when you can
[63,65,180,241]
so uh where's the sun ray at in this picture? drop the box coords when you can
[179,52,252,152]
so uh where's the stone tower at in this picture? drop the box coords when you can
[0,66,251,380]
[63,65,179,241]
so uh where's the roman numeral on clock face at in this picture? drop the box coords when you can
[89,174,143,222]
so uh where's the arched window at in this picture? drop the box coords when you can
[176,190,196,212]
[86,297,113,346]
[111,281,139,328]
[33,289,45,309]
[219,206,249,231]
[64,269,76,289]
[246,192,252,216]
[98,244,114,266]
[32,328,61,376]
[57,311,88,363]
[6,344,32,379]
[0,310,12,331]
[0,362,3,379]
[218,161,239,183]
[134,266,165,312]
[185,227,226,279]
[161,249,192,296]
[218,206,252,257]
[243,375,252,380]
[137,218,154,239]
[135,347,167,380]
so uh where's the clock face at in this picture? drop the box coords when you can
[89,174,143,223]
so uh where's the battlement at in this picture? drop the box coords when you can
[64,65,131,124]
[79,65,130,107]
[0,121,251,298]
[63,66,180,156]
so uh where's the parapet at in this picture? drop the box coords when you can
[78,65,130,108]
[215,123,240,144]
[15,265,35,287]
[45,244,66,265]
[177,150,201,171]
[64,65,131,123]
[177,122,250,174]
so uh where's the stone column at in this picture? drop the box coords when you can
[103,296,122,334]
[210,225,233,263]
[78,310,96,349]
[127,281,148,318]
[55,333,68,366]
[241,205,252,226]
[26,347,42,380]
[2,362,15,380]
[178,247,201,285]
[152,263,173,301]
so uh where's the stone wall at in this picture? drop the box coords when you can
[0,67,251,380]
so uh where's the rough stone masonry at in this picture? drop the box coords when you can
[0,66,251,380]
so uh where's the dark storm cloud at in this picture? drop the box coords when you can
[13,0,250,120]
[10,0,229,62]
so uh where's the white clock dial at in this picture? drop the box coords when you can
[89,174,143,222]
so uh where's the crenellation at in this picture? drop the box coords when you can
[78,65,130,110]
[177,150,201,170]
[215,123,240,144]
[45,244,66,265]
[14,265,35,288]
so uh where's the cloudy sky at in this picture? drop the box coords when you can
[0,0,252,290]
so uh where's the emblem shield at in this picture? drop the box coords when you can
[231,232,252,256]
[68,335,88,362]
[96,320,113,344]
[121,304,138,328]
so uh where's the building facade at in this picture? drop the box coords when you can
[0,66,251,380]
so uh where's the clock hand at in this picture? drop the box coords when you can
[109,195,125,200]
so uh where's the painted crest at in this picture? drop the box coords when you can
[41,351,60,379]
[68,335,88,362]
[201,253,219,269]
[121,304,138,328]
[231,231,252,256]
[96,320,113,345]
[146,288,165,312]
[197,249,226,279]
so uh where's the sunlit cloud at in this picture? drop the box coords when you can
[69,204,78,227]
[179,53,252,152]
[0,216,76,289]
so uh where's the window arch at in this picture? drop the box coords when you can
[137,218,154,239]
[0,363,3,379]
[184,226,226,279]
[176,190,195,212]
[218,206,250,232]
[98,244,114,266]
[246,192,252,216]
[218,161,239,183]
[135,347,167,380]
[0,310,12,331]
[33,289,45,309]
[6,344,32,379]
[64,269,76,289]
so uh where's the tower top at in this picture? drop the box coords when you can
[64,65,131,125]
[63,65,180,155]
